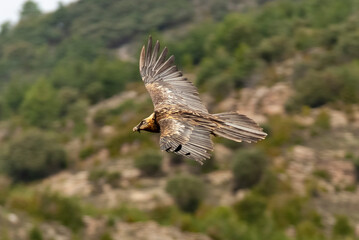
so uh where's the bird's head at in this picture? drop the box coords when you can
[133,113,158,133]
[132,119,147,132]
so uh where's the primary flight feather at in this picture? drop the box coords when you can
[133,36,267,164]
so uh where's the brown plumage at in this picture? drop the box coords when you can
[133,36,267,164]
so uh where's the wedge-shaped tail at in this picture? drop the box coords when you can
[213,112,267,143]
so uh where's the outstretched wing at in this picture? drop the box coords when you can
[158,117,213,164]
[139,36,208,113]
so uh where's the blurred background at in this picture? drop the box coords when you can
[0,0,359,239]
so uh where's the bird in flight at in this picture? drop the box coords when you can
[133,36,267,164]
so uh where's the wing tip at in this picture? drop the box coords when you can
[139,45,146,70]
[146,36,153,62]
[147,35,152,46]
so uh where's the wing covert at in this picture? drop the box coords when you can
[139,36,208,113]
[158,118,213,164]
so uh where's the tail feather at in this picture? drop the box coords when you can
[213,112,267,143]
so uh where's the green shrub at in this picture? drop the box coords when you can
[336,31,359,59]
[289,62,359,110]
[290,71,338,109]
[352,157,359,182]
[79,145,96,160]
[294,28,320,50]
[261,115,303,151]
[0,175,11,204]
[205,72,236,101]
[38,193,84,231]
[166,175,206,212]
[29,227,43,240]
[106,129,155,157]
[333,215,353,236]
[312,169,331,181]
[296,220,325,240]
[88,169,121,187]
[67,99,88,134]
[185,156,218,175]
[100,232,113,240]
[0,80,29,117]
[0,228,10,240]
[149,205,182,225]
[21,79,61,128]
[233,193,266,223]
[58,87,79,116]
[314,110,331,130]
[134,150,163,176]
[320,25,343,49]
[169,154,184,166]
[7,191,83,231]
[271,196,306,227]
[93,109,109,127]
[112,205,149,223]
[196,50,235,100]
[199,206,243,240]
[1,131,67,182]
[232,149,268,190]
[254,170,280,196]
[257,35,293,62]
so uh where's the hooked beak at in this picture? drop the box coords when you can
[133,123,141,132]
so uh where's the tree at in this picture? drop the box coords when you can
[0,97,11,120]
[135,150,163,176]
[232,149,268,190]
[1,80,29,114]
[21,79,60,128]
[333,215,353,237]
[0,21,11,37]
[233,194,266,223]
[20,1,42,20]
[1,131,67,182]
[166,175,206,212]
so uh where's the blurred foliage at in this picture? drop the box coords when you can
[134,150,163,176]
[233,193,267,224]
[296,220,325,240]
[260,115,304,154]
[232,148,268,190]
[196,206,244,240]
[20,1,42,21]
[0,0,358,121]
[1,131,67,182]
[312,169,331,181]
[7,190,83,231]
[166,174,206,212]
[314,110,331,130]
[351,156,359,183]
[288,62,359,110]
[88,169,121,188]
[28,227,43,240]
[257,35,294,63]
[269,195,322,230]
[332,215,353,237]
[79,144,96,160]
[254,170,283,196]
[112,205,149,223]
[21,79,61,128]
[100,232,113,240]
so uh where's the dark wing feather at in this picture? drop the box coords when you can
[159,118,213,164]
[139,36,208,113]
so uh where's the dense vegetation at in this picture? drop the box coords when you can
[2,0,359,123]
[1,0,359,239]
[1,131,67,182]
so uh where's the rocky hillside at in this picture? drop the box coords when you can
[1,0,359,239]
